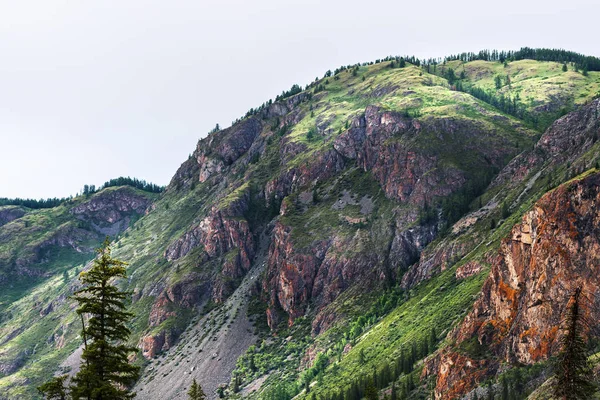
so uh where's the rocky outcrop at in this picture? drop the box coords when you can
[165,195,254,278]
[0,186,155,286]
[140,275,210,359]
[70,187,152,235]
[264,222,332,328]
[492,98,600,191]
[265,149,346,205]
[264,214,437,332]
[334,106,514,206]
[401,240,470,288]
[426,172,600,399]
[0,206,25,227]
[402,99,600,292]
[196,118,263,183]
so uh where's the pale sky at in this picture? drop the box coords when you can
[1,0,598,199]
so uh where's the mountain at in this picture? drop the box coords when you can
[1,48,600,399]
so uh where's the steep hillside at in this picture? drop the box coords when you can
[0,186,156,397]
[1,49,600,399]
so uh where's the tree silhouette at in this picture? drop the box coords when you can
[37,375,68,400]
[552,287,596,399]
[70,238,139,399]
[188,379,207,400]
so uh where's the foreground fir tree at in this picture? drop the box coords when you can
[70,238,140,399]
[187,379,207,400]
[552,287,596,400]
[38,375,68,400]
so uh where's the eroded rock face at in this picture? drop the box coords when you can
[265,149,346,205]
[196,118,263,183]
[262,105,522,330]
[426,172,600,399]
[140,275,210,359]
[71,187,152,235]
[0,206,25,227]
[164,198,255,295]
[264,216,437,332]
[263,222,331,328]
[404,99,600,292]
[492,98,600,191]
[333,106,512,206]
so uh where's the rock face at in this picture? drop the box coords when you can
[0,206,25,227]
[426,172,600,399]
[0,187,154,283]
[164,191,255,302]
[196,118,263,183]
[334,106,512,205]
[492,98,600,191]
[403,98,600,292]
[139,275,208,359]
[262,104,521,330]
[70,187,152,235]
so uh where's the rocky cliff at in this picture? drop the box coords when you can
[425,171,600,399]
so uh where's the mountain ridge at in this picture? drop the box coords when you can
[1,48,600,399]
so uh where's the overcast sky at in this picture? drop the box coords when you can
[1,0,598,199]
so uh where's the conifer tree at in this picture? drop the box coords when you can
[70,238,139,400]
[188,379,206,400]
[501,376,509,400]
[364,381,378,400]
[495,75,503,89]
[552,287,596,400]
[429,327,437,351]
[38,375,68,400]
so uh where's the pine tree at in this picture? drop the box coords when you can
[38,375,68,400]
[501,376,509,400]
[359,348,366,364]
[429,327,437,351]
[563,63,568,72]
[552,287,596,399]
[446,68,456,85]
[501,202,510,220]
[188,379,207,400]
[364,381,378,400]
[495,75,503,89]
[70,238,139,400]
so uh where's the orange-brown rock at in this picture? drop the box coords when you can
[427,172,600,399]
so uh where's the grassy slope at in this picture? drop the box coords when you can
[445,59,600,128]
